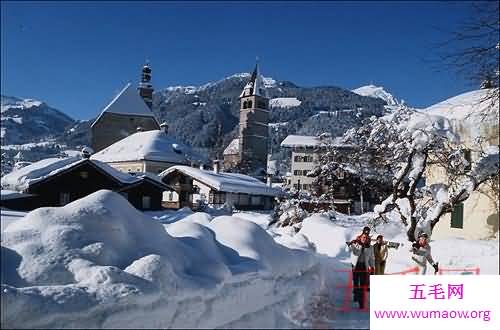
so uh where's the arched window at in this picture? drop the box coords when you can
[248,100,253,108]
[243,101,248,109]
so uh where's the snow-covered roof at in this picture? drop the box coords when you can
[223,138,239,156]
[160,165,283,197]
[425,89,498,122]
[91,83,158,127]
[422,89,499,140]
[352,84,399,106]
[269,97,301,108]
[1,189,35,200]
[280,135,348,148]
[1,156,142,192]
[91,130,206,164]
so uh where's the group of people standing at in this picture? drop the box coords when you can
[347,226,439,309]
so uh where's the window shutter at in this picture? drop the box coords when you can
[450,203,464,229]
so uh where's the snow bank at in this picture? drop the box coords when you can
[299,214,352,258]
[1,190,320,328]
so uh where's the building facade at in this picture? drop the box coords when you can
[426,91,499,240]
[0,156,170,211]
[159,164,282,210]
[281,134,389,214]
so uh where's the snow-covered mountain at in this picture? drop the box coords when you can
[1,95,80,175]
[155,74,387,166]
[352,84,400,106]
[1,74,387,176]
[1,95,75,145]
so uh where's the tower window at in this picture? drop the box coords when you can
[248,100,253,108]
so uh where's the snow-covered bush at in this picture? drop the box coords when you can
[272,198,308,231]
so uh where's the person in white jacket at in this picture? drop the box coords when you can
[411,232,439,275]
[348,233,375,309]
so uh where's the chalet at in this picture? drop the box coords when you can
[0,155,170,211]
[90,63,160,152]
[91,128,205,175]
[159,162,283,210]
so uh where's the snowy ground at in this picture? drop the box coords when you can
[1,194,498,329]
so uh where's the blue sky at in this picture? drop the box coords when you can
[1,1,478,120]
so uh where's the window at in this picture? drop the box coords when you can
[209,191,226,204]
[59,192,70,206]
[238,194,249,206]
[217,192,226,204]
[451,203,464,229]
[248,100,253,108]
[142,196,151,209]
[79,171,88,179]
[294,155,301,162]
[251,195,262,205]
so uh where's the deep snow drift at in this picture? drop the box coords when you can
[1,195,497,329]
[0,190,320,329]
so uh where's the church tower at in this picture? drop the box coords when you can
[238,61,269,175]
[138,61,154,109]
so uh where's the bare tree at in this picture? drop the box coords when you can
[435,2,499,102]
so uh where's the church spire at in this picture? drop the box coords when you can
[138,61,154,109]
[240,58,266,98]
